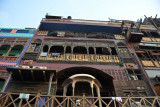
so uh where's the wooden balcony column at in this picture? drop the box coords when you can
[1,72,12,93]
[47,45,51,60]
[64,46,66,60]
[108,47,114,63]
[71,46,74,61]
[91,80,94,97]
[47,73,54,95]
[86,46,90,62]
[94,47,97,62]
[72,80,76,96]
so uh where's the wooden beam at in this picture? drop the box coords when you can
[47,73,54,95]
[18,70,24,81]
[43,71,47,82]
[31,70,35,81]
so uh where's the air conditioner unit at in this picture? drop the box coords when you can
[125,63,135,69]
[23,60,33,66]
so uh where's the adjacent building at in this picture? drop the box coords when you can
[0,28,36,92]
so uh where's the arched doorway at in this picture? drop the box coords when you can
[56,67,115,97]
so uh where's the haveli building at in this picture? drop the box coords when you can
[0,15,160,107]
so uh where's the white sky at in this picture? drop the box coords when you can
[0,0,160,28]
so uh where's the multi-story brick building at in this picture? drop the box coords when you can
[0,15,160,107]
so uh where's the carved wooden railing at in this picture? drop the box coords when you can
[141,60,155,67]
[141,60,160,67]
[0,92,160,107]
[39,54,120,63]
[141,37,160,42]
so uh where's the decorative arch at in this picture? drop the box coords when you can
[49,45,64,53]
[56,66,115,98]
[43,45,48,52]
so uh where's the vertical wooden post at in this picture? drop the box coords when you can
[47,45,51,60]
[34,93,40,107]
[94,47,97,62]
[48,73,54,95]
[128,97,132,107]
[1,72,12,93]
[86,47,90,62]
[83,93,85,107]
[71,46,74,61]
[63,46,66,61]
[114,100,117,107]
[47,73,54,107]
[18,99,23,107]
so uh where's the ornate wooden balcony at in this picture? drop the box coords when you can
[0,92,160,107]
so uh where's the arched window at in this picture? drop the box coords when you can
[8,45,24,56]
[73,46,87,54]
[49,46,64,57]
[43,45,48,52]
[0,45,10,56]
[40,45,48,57]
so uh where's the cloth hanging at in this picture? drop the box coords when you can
[116,97,122,102]
[19,93,30,100]
[40,52,47,57]
[52,53,60,56]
